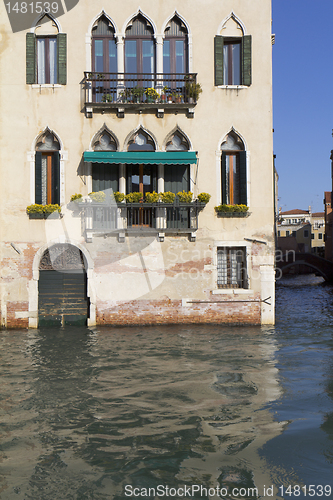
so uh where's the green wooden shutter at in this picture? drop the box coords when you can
[92,163,119,193]
[57,33,67,85]
[52,152,60,205]
[214,36,224,86]
[126,165,132,193]
[221,153,227,204]
[164,165,189,193]
[242,35,252,86]
[239,151,247,205]
[26,33,36,84]
[35,151,42,204]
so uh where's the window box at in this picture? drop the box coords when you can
[215,204,249,217]
[216,211,250,218]
[27,204,61,219]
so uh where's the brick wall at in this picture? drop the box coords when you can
[6,301,29,329]
[96,295,261,326]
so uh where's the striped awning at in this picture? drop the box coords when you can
[83,151,197,165]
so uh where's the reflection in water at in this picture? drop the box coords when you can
[0,327,283,499]
[0,280,333,499]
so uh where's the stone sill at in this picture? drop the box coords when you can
[31,84,63,89]
[211,289,254,295]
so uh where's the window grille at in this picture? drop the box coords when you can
[217,247,247,289]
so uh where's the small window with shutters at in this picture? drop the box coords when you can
[26,15,67,85]
[214,16,251,87]
[35,132,60,205]
[221,131,247,206]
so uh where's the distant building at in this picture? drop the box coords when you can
[324,191,333,261]
[277,208,324,256]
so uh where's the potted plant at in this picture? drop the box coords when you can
[88,191,106,203]
[185,81,202,103]
[160,191,176,203]
[125,192,143,203]
[145,191,159,203]
[177,190,193,203]
[197,192,211,204]
[160,86,168,102]
[27,204,61,218]
[144,87,160,103]
[132,86,144,103]
[101,93,113,103]
[214,204,249,217]
[113,191,125,203]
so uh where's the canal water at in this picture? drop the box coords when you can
[0,277,332,499]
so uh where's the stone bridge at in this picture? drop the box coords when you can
[276,252,333,282]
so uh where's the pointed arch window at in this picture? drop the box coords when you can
[221,132,247,205]
[26,15,66,85]
[92,16,117,74]
[92,130,119,193]
[214,18,251,86]
[91,16,117,102]
[163,17,188,74]
[35,132,60,205]
[125,15,155,82]
[164,131,190,193]
[126,131,156,195]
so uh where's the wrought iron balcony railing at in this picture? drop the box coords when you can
[83,72,198,117]
[81,200,205,240]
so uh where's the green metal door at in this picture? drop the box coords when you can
[38,244,89,327]
[38,270,88,326]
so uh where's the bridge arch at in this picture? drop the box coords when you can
[276,253,333,282]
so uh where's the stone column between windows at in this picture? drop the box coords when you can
[116,34,125,73]
[157,164,164,193]
[116,34,125,98]
[86,162,92,193]
[155,34,164,94]
[119,164,126,194]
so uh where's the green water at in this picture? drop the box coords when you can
[0,280,332,499]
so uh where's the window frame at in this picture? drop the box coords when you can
[221,150,247,206]
[35,150,60,205]
[216,246,248,289]
[214,34,252,87]
[36,35,58,84]
[26,32,67,85]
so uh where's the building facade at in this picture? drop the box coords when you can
[0,0,275,328]
[278,208,325,256]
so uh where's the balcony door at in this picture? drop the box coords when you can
[125,15,155,88]
[92,16,117,102]
[163,17,188,91]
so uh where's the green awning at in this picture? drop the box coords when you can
[83,151,197,165]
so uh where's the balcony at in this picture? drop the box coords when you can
[83,72,198,118]
[81,200,205,242]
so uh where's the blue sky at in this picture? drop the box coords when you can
[272,0,333,213]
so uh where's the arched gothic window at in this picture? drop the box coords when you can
[126,130,156,194]
[125,14,155,87]
[163,16,188,74]
[26,14,67,85]
[166,130,190,151]
[35,131,60,205]
[92,130,118,193]
[92,15,117,102]
[221,131,247,205]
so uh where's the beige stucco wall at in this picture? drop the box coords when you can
[0,0,275,326]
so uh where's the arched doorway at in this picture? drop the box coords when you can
[38,244,89,326]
